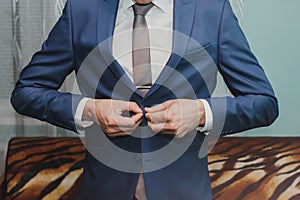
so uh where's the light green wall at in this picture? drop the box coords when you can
[240,0,300,136]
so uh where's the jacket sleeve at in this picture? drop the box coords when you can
[208,0,279,135]
[11,0,83,132]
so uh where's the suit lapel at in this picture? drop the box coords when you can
[96,0,197,99]
[97,0,137,94]
[145,0,197,98]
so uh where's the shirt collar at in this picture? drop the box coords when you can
[152,0,171,14]
[119,0,171,14]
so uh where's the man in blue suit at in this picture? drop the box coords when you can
[11,0,278,199]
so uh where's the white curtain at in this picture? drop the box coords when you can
[9,0,70,138]
[0,0,67,175]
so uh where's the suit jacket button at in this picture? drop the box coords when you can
[135,155,141,162]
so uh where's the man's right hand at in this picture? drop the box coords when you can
[82,99,143,137]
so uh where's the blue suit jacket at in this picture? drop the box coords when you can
[11,0,278,199]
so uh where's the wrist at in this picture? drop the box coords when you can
[82,99,96,122]
[197,99,206,126]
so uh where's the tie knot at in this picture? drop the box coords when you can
[133,2,154,16]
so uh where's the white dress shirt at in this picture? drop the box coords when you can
[74,0,213,134]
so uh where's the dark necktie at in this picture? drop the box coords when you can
[132,4,153,199]
[132,3,154,97]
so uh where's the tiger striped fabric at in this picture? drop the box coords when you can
[209,137,300,200]
[4,137,85,200]
[2,137,300,199]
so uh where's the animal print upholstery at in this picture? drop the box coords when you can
[209,137,300,200]
[2,137,300,200]
[4,137,84,200]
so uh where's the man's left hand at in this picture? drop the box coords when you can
[145,99,205,138]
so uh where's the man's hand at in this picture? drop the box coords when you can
[145,99,205,138]
[83,99,143,137]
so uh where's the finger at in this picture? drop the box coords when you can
[145,102,167,113]
[145,111,167,124]
[113,115,141,133]
[174,132,185,138]
[108,118,143,136]
[147,121,167,133]
[104,125,136,135]
[133,118,142,128]
[110,101,141,115]
[104,125,133,136]
[103,126,125,135]
[130,113,143,124]
[114,112,143,127]
[105,113,142,131]
[129,118,143,134]
[128,102,143,113]
[113,115,136,127]
[117,118,142,136]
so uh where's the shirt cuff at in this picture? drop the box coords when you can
[74,97,94,128]
[196,99,213,135]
